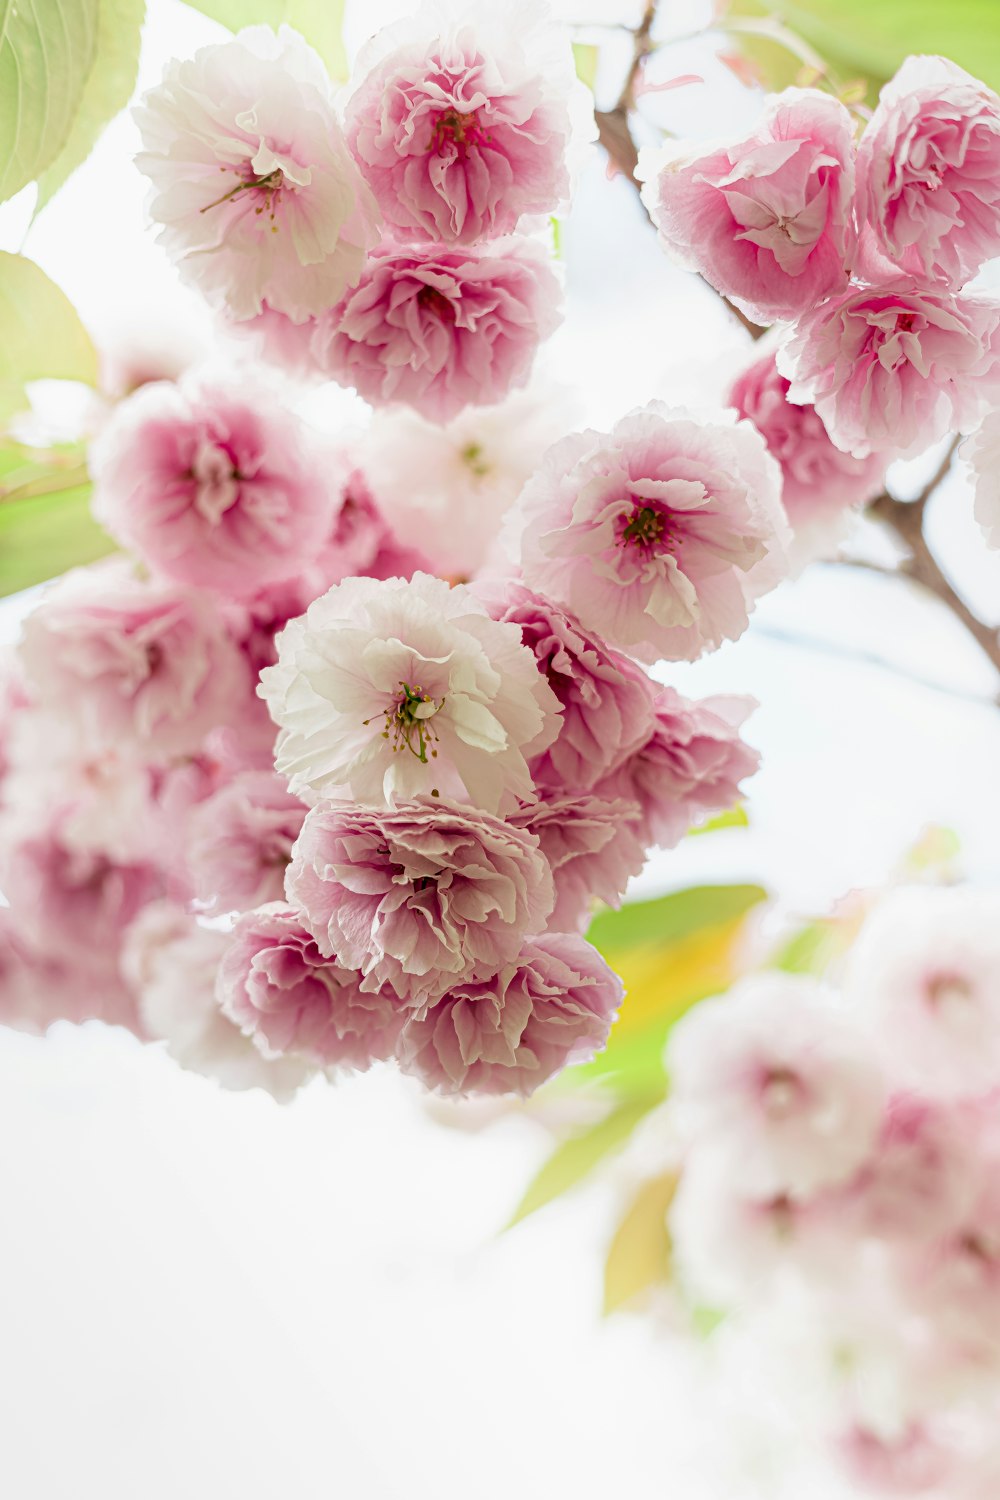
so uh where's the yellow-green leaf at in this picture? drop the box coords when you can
[507,1095,663,1227]
[687,804,749,836]
[0,481,115,596]
[0,0,100,204]
[35,0,145,212]
[0,253,99,419]
[184,0,348,81]
[603,1173,678,1315]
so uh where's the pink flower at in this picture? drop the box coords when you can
[123,902,311,1097]
[777,283,1000,460]
[510,402,789,662]
[849,1094,977,1244]
[595,688,759,849]
[287,797,554,1005]
[134,26,381,322]
[728,349,887,557]
[474,580,656,792]
[640,88,855,324]
[18,562,249,758]
[259,572,560,815]
[187,771,306,914]
[343,2,586,245]
[855,56,1000,288]
[962,411,1000,549]
[396,932,622,1096]
[509,793,645,931]
[312,236,561,423]
[837,1422,959,1499]
[667,973,885,1197]
[91,373,335,596]
[217,903,405,1071]
[0,907,141,1036]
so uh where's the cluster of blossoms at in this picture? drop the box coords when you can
[667,884,1000,1499]
[0,9,771,1100]
[641,57,1000,556]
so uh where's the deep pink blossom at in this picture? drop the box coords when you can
[92,373,335,596]
[641,88,856,323]
[856,56,1000,288]
[511,402,789,662]
[188,771,306,914]
[217,903,405,1071]
[312,237,561,423]
[509,793,645,931]
[397,932,623,1096]
[0,907,141,1036]
[777,282,1000,460]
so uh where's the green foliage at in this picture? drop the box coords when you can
[572,41,599,93]
[0,252,99,419]
[184,0,349,80]
[603,1174,677,1314]
[687,804,749,836]
[726,0,1000,101]
[508,1096,663,1227]
[0,473,115,596]
[0,0,100,204]
[35,0,145,213]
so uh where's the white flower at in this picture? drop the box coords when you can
[259,572,560,814]
[843,885,1000,1100]
[962,411,1000,549]
[667,973,885,1196]
[134,26,381,322]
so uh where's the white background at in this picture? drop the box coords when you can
[1,2,999,1495]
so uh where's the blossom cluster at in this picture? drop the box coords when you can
[667,884,1000,1498]
[642,56,1000,553]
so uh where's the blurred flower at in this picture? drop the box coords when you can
[188,771,306,915]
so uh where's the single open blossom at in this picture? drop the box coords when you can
[843,886,1000,1100]
[344,1,588,245]
[962,411,1000,548]
[640,88,855,324]
[667,973,885,1197]
[596,688,759,849]
[475,581,656,792]
[18,562,248,758]
[134,26,381,322]
[311,236,561,423]
[122,902,311,1098]
[287,797,554,1005]
[188,771,306,914]
[855,56,1000,288]
[217,903,405,1071]
[510,402,789,662]
[509,793,645,930]
[777,283,1000,461]
[259,572,560,814]
[91,373,335,596]
[397,932,622,1096]
[729,349,887,562]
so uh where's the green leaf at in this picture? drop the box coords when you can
[0,0,100,204]
[687,804,749,837]
[0,252,99,418]
[603,1173,677,1315]
[35,0,145,213]
[184,0,348,81]
[507,1096,663,1227]
[0,480,115,596]
[572,41,599,93]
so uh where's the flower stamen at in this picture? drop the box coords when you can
[364,681,444,764]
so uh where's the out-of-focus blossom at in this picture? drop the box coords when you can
[188,771,306,914]
[962,410,1000,548]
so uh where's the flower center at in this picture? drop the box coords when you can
[428,106,490,157]
[926,971,973,1010]
[200,168,284,231]
[618,502,674,553]
[365,681,444,764]
[762,1067,801,1116]
[417,285,457,323]
[191,439,240,524]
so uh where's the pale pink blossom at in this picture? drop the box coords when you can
[123,902,311,1097]
[777,283,1000,461]
[962,411,1000,548]
[511,402,789,662]
[509,793,645,931]
[475,581,656,792]
[849,1094,978,1244]
[18,562,249,758]
[312,236,562,423]
[217,903,405,1071]
[91,373,335,595]
[188,771,306,914]
[855,56,1000,288]
[287,797,554,1005]
[837,1421,961,1496]
[640,88,856,324]
[0,906,142,1036]
[843,886,1000,1099]
[344,1,588,245]
[667,973,885,1196]
[134,26,381,322]
[596,688,759,849]
[259,572,560,814]
[729,349,887,560]
[397,932,622,1096]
